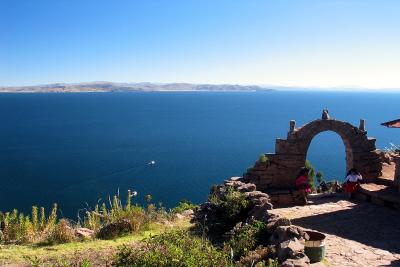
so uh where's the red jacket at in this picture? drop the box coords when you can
[295,175,309,189]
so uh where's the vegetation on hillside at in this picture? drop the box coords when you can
[0,204,59,244]
[112,230,231,267]
[112,184,278,267]
[201,185,253,236]
[171,199,198,214]
[0,186,280,266]
[0,191,197,265]
[0,190,172,246]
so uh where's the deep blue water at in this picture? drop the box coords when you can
[0,91,399,218]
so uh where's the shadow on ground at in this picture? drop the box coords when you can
[291,197,400,254]
[382,259,400,266]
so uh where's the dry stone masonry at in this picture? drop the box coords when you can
[244,111,383,206]
[395,156,400,192]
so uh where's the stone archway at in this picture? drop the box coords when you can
[244,112,382,192]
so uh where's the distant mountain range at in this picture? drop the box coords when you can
[0,82,273,93]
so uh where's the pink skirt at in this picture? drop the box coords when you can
[298,184,311,194]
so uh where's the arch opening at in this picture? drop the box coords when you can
[306,131,348,182]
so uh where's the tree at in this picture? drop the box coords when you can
[305,160,316,192]
[316,172,323,184]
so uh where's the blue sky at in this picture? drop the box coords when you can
[1,0,400,89]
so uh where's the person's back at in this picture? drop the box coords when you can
[295,174,309,190]
[295,168,311,205]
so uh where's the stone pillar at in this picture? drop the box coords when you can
[359,119,366,131]
[289,120,296,132]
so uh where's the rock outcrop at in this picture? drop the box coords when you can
[224,177,274,223]
[97,219,133,240]
[195,176,311,266]
[75,228,95,239]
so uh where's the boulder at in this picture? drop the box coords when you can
[238,183,257,192]
[278,238,305,261]
[239,246,274,266]
[251,196,273,207]
[245,190,270,200]
[271,226,308,245]
[97,219,133,239]
[224,180,243,188]
[174,208,194,219]
[280,254,310,267]
[75,227,95,239]
[266,217,291,234]
[248,203,272,223]
[229,176,243,182]
[174,213,185,220]
[181,209,194,217]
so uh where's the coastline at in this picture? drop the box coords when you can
[0,82,272,94]
[0,89,266,93]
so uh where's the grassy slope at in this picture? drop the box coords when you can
[0,219,192,266]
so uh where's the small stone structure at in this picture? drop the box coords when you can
[244,111,383,205]
[195,176,312,266]
[195,176,274,224]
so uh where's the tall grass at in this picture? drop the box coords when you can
[82,190,156,234]
[0,190,174,245]
[0,204,59,244]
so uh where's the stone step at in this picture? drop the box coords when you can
[356,183,400,208]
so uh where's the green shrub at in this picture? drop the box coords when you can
[171,199,198,214]
[258,154,268,163]
[112,230,232,267]
[226,221,269,260]
[305,160,316,192]
[256,259,279,267]
[316,171,323,184]
[26,255,93,267]
[200,186,253,235]
[226,223,257,260]
[83,191,173,239]
[84,191,146,230]
[46,219,76,244]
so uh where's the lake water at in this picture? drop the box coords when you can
[0,91,399,218]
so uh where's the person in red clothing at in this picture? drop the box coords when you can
[295,167,312,205]
[344,168,362,199]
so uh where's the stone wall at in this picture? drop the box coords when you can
[395,156,400,192]
[244,115,383,200]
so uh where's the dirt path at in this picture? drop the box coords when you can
[270,195,400,267]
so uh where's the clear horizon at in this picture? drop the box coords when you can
[1,0,400,90]
[2,81,400,92]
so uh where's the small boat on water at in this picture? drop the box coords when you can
[148,160,156,165]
